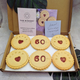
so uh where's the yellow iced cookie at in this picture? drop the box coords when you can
[48,17,56,21]
[51,35,70,50]
[29,50,51,70]
[6,50,29,69]
[11,34,30,49]
[40,10,49,19]
[52,50,74,70]
[31,35,50,50]
[38,18,46,27]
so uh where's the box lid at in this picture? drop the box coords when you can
[7,0,73,34]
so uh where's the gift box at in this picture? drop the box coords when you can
[0,0,79,72]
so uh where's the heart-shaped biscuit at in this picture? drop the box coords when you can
[43,14,46,17]
[18,40,23,44]
[60,57,66,62]
[58,40,63,44]
[15,56,21,62]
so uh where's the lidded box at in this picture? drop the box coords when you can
[0,0,79,72]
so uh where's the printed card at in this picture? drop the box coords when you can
[45,21,61,37]
[36,9,57,35]
[18,8,58,36]
[18,8,36,36]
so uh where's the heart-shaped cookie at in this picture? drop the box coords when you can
[18,40,23,44]
[52,50,74,70]
[58,40,63,44]
[43,14,46,17]
[60,57,66,62]
[15,56,21,62]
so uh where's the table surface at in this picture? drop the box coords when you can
[0,0,80,80]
